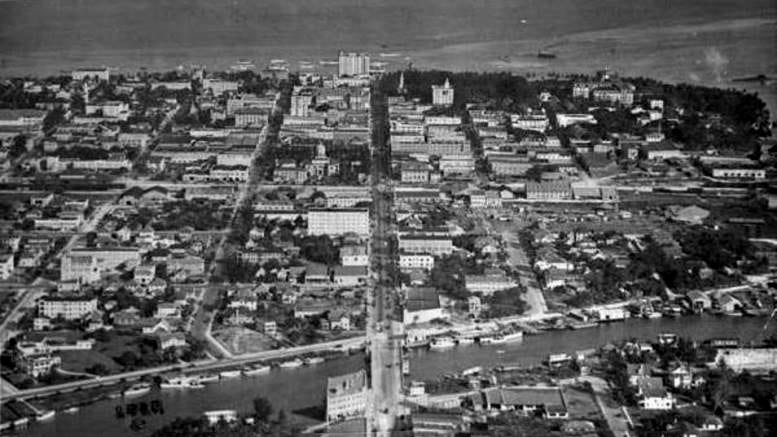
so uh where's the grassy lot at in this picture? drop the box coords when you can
[59,350,122,374]
[93,333,140,359]
[213,327,274,355]
[563,386,602,420]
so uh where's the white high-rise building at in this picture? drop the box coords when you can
[338,51,370,77]
[432,78,454,106]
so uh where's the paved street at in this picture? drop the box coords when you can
[367,88,403,436]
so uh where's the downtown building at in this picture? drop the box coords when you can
[326,369,368,423]
[338,51,370,77]
[307,208,369,236]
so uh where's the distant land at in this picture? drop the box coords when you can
[0,0,775,118]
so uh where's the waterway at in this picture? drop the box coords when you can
[18,315,771,437]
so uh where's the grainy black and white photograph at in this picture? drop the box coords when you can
[0,0,776,436]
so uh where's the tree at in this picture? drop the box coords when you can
[8,135,27,158]
[252,396,273,422]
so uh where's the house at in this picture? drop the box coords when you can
[671,205,710,225]
[226,307,253,326]
[305,263,330,285]
[465,271,517,295]
[155,302,180,319]
[479,386,568,419]
[0,254,14,280]
[718,294,741,313]
[134,264,156,285]
[635,377,675,410]
[333,266,368,286]
[686,290,712,313]
[228,288,258,311]
[326,309,351,331]
[403,288,446,325]
[156,332,187,350]
[667,363,693,389]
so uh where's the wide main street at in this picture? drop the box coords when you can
[367,87,403,436]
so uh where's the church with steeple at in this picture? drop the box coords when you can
[432,78,453,106]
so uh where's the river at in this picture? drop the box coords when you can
[19,315,771,437]
[0,0,775,119]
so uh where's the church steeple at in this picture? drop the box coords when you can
[397,71,405,95]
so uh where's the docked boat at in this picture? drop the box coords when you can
[243,365,271,376]
[430,336,456,350]
[304,357,325,365]
[488,331,524,344]
[36,410,56,421]
[568,321,598,330]
[63,407,79,414]
[219,369,242,379]
[278,358,304,369]
[197,373,220,384]
[457,337,476,345]
[123,383,152,398]
[160,376,205,389]
[537,50,557,59]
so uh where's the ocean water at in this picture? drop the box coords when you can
[0,0,775,112]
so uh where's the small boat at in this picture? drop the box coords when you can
[457,337,475,345]
[496,350,506,354]
[537,50,557,59]
[430,336,456,350]
[479,335,498,345]
[379,52,401,57]
[36,410,55,421]
[279,358,304,369]
[63,406,79,414]
[160,376,205,389]
[123,383,152,397]
[243,365,271,376]
[197,373,220,384]
[304,357,325,365]
[219,369,242,379]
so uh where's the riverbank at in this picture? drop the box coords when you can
[17,315,771,437]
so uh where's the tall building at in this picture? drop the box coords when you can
[326,369,368,423]
[432,78,454,106]
[338,51,370,77]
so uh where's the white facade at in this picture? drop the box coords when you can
[38,298,97,320]
[308,209,369,236]
[338,52,370,77]
[432,78,454,106]
[327,370,368,423]
[399,253,435,270]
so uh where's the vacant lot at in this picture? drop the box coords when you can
[213,327,273,355]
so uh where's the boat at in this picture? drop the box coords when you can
[488,331,524,344]
[304,357,325,365]
[568,321,598,330]
[457,337,476,345]
[160,376,205,389]
[123,383,152,398]
[537,50,557,59]
[657,333,678,345]
[319,60,338,66]
[197,373,220,383]
[278,358,304,369]
[243,365,271,376]
[36,410,55,421]
[63,406,79,414]
[496,350,506,354]
[429,336,456,350]
[379,52,401,57]
[219,369,242,379]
